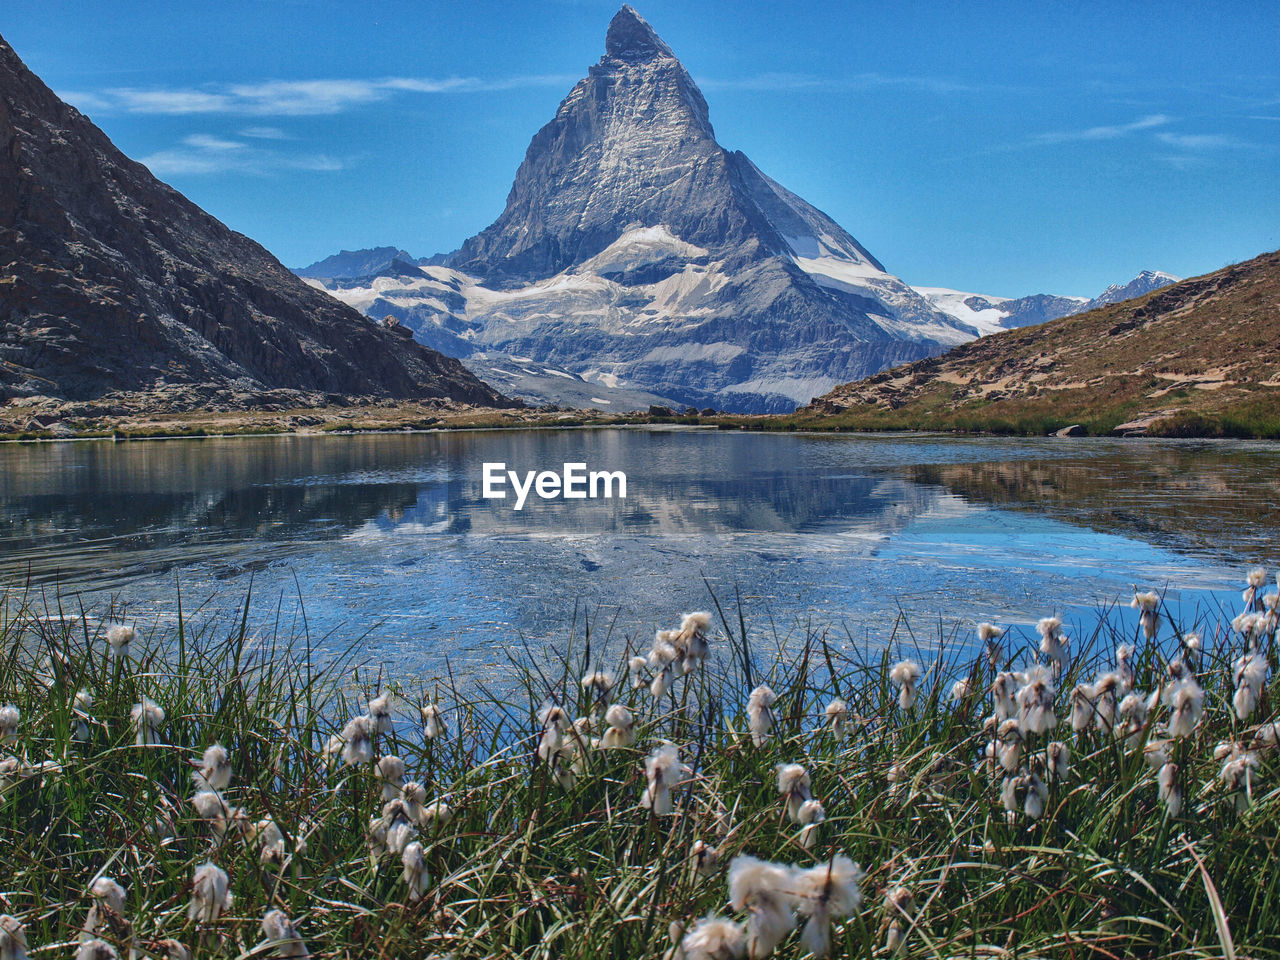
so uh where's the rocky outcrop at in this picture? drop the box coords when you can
[0,33,508,409]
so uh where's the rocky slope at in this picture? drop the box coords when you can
[800,249,1280,436]
[0,33,506,409]
[304,6,978,413]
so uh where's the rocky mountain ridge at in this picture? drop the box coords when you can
[801,249,1279,435]
[0,33,507,410]
[302,6,980,413]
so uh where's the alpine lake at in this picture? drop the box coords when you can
[1,427,1275,676]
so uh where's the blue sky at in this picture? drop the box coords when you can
[5,0,1278,296]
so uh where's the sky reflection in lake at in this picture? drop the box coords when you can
[0,429,1273,675]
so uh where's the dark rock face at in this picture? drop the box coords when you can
[0,34,507,408]
[999,293,1096,329]
[294,247,415,280]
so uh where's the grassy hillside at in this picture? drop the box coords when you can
[788,249,1280,437]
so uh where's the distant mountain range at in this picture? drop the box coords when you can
[0,34,505,410]
[800,251,1278,436]
[913,269,1180,336]
[298,8,1181,413]
[301,6,989,414]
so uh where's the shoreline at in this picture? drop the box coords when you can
[5,400,1280,444]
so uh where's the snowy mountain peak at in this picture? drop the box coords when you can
[605,5,674,62]
[310,6,981,412]
[1090,269,1181,308]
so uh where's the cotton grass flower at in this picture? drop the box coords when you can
[83,877,127,941]
[1001,768,1047,821]
[1016,665,1057,734]
[1036,617,1070,676]
[339,715,376,767]
[130,698,164,746]
[678,916,746,960]
[1244,567,1268,610]
[1069,682,1095,733]
[1047,741,1070,782]
[746,685,776,747]
[1131,590,1161,640]
[978,622,1004,668]
[996,719,1023,772]
[691,839,720,879]
[883,886,916,955]
[261,909,310,958]
[191,790,247,840]
[1233,652,1268,721]
[193,744,231,793]
[420,703,446,741]
[775,763,812,822]
[401,840,430,901]
[599,703,636,749]
[105,623,134,659]
[796,799,825,850]
[250,816,287,867]
[376,755,406,801]
[1232,611,1267,645]
[889,659,922,710]
[420,800,453,827]
[628,655,649,690]
[823,699,848,740]
[1165,677,1205,738]
[73,688,94,742]
[792,855,864,958]
[367,691,392,736]
[0,915,28,960]
[75,942,118,960]
[951,679,971,701]
[1115,644,1135,693]
[1220,750,1260,812]
[1091,674,1122,733]
[188,862,232,922]
[536,704,570,761]
[0,706,18,746]
[1116,692,1150,751]
[580,671,615,713]
[674,611,713,672]
[641,743,686,816]
[727,855,797,959]
[990,672,1018,721]
[381,798,418,855]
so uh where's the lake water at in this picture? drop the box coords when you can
[0,428,1275,675]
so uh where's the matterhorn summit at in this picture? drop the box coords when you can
[307,6,978,411]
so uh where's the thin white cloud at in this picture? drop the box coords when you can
[139,134,344,176]
[1033,113,1170,144]
[239,126,292,139]
[1155,131,1242,149]
[182,133,245,151]
[66,74,576,116]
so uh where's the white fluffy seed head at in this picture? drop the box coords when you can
[105,624,134,654]
[188,862,232,923]
[680,916,746,960]
[420,703,446,740]
[747,685,776,746]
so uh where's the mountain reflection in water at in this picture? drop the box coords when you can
[0,430,1270,673]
